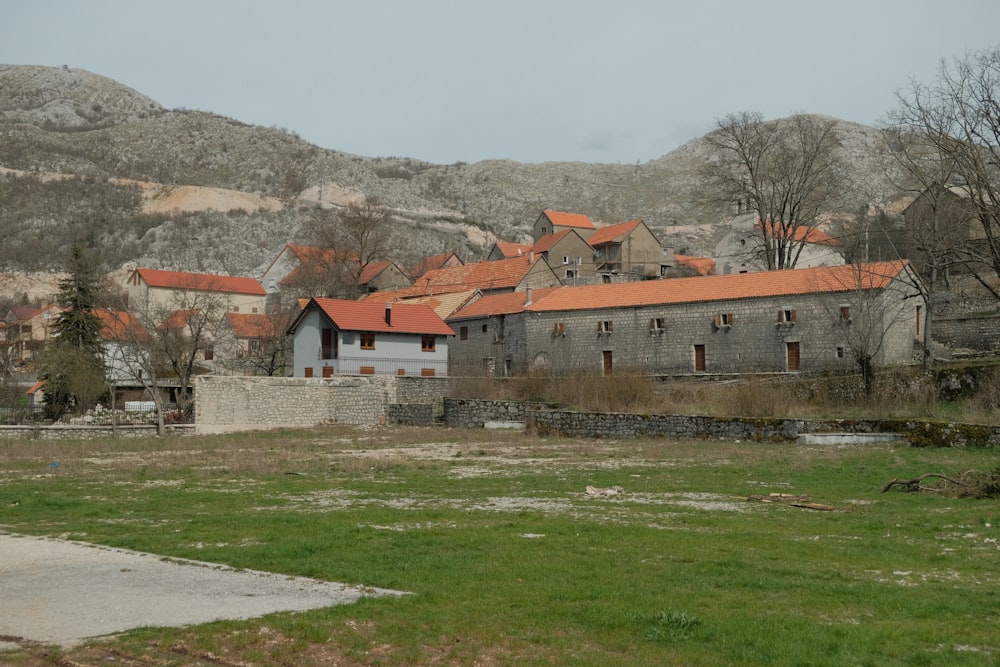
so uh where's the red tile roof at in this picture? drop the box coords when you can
[409,251,463,278]
[394,255,542,297]
[224,312,282,338]
[492,241,532,258]
[759,221,838,246]
[531,229,574,253]
[133,268,266,295]
[542,210,595,230]
[449,261,909,318]
[587,219,642,246]
[675,254,717,276]
[94,308,145,341]
[357,260,391,286]
[158,308,200,330]
[446,288,561,320]
[305,298,454,335]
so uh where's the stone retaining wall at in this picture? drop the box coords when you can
[442,398,1000,447]
[0,424,193,440]
[934,315,1000,352]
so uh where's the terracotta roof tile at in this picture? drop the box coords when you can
[450,261,909,318]
[357,260,391,286]
[224,312,281,338]
[760,221,838,246]
[94,308,145,341]
[307,298,454,335]
[448,288,560,320]
[134,268,266,296]
[587,219,642,246]
[542,210,595,230]
[675,254,717,276]
[362,289,480,320]
[493,241,532,258]
[531,230,573,253]
[393,256,540,297]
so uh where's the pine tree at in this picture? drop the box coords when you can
[39,246,108,418]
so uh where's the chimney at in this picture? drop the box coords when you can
[384,302,392,326]
[524,287,532,306]
[529,250,534,262]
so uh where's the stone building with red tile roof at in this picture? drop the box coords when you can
[533,209,596,241]
[714,214,844,275]
[446,261,924,377]
[127,268,267,314]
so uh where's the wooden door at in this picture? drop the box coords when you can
[602,350,613,375]
[694,345,705,372]
[786,342,800,371]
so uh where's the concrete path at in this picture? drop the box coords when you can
[0,532,404,648]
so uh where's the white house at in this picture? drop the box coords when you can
[286,298,454,378]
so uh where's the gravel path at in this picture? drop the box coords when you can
[0,532,404,648]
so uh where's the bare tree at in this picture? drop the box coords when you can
[705,112,845,270]
[111,284,229,432]
[888,47,1000,294]
[301,198,397,298]
[817,261,924,395]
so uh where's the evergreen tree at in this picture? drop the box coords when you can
[39,246,109,418]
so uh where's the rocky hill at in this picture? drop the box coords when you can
[0,64,905,288]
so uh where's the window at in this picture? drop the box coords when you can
[714,312,734,329]
[649,317,665,332]
[916,305,922,337]
[248,338,261,352]
[460,326,468,340]
[778,308,796,324]
[839,305,851,323]
[421,368,436,377]
[204,343,214,361]
[602,274,611,284]
[421,335,436,352]
[553,322,566,337]
[563,255,570,265]
[597,320,613,334]
[482,324,488,333]
[251,307,259,314]
[360,332,375,350]
[360,366,375,375]
[836,346,845,358]
[304,367,313,378]
[231,306,239,313]
[321,328,334,359]
[565,269,576,279]
[322,366,333,378]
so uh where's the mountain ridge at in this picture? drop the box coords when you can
[0,64,902,290]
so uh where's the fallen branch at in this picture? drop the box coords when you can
[748,493,834,511]
[881,473,968,494]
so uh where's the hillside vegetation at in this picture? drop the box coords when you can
[0,64,904,278]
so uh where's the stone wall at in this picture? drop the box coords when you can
[442,398,1000,447]
[194,375,452,434]
[387,403,435,426]
[934,315,1000,352]
[0,424,193,440]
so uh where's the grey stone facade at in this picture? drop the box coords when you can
[448,264,925,376]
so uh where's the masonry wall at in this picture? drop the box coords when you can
[195,375,451,434]
[450,288,923,376]
[933,315,1000,352]
[195,375,397,434]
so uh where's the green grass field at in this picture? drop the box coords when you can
[2,426,998,666]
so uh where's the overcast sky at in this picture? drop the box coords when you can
[3,1,999,165]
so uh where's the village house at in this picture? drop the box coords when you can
[533,209,596,241]
[395,254,562,298]
[407,251,465,280]
[94,308,147,387]
[485,240,532,261]
[356,259,412,293]
[127,268,267,314]
[0,303,63,367]
[588,219,675,281]
[216,311,291,376]
[446,261,924,377]
[714,214,843,275]
[286,298,454,378]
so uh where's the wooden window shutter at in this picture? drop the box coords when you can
[729,313,734,326]
[713,312,721,328]
[790,309,796,323]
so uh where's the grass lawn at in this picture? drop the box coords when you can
[1,426,999,665]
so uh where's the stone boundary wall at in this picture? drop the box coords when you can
[387,403,435,426]
[0,424,194,440]
[934,315,1000,352]
[442,398,1000,447]
[194,375,453,434]
[443,398,542,427]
